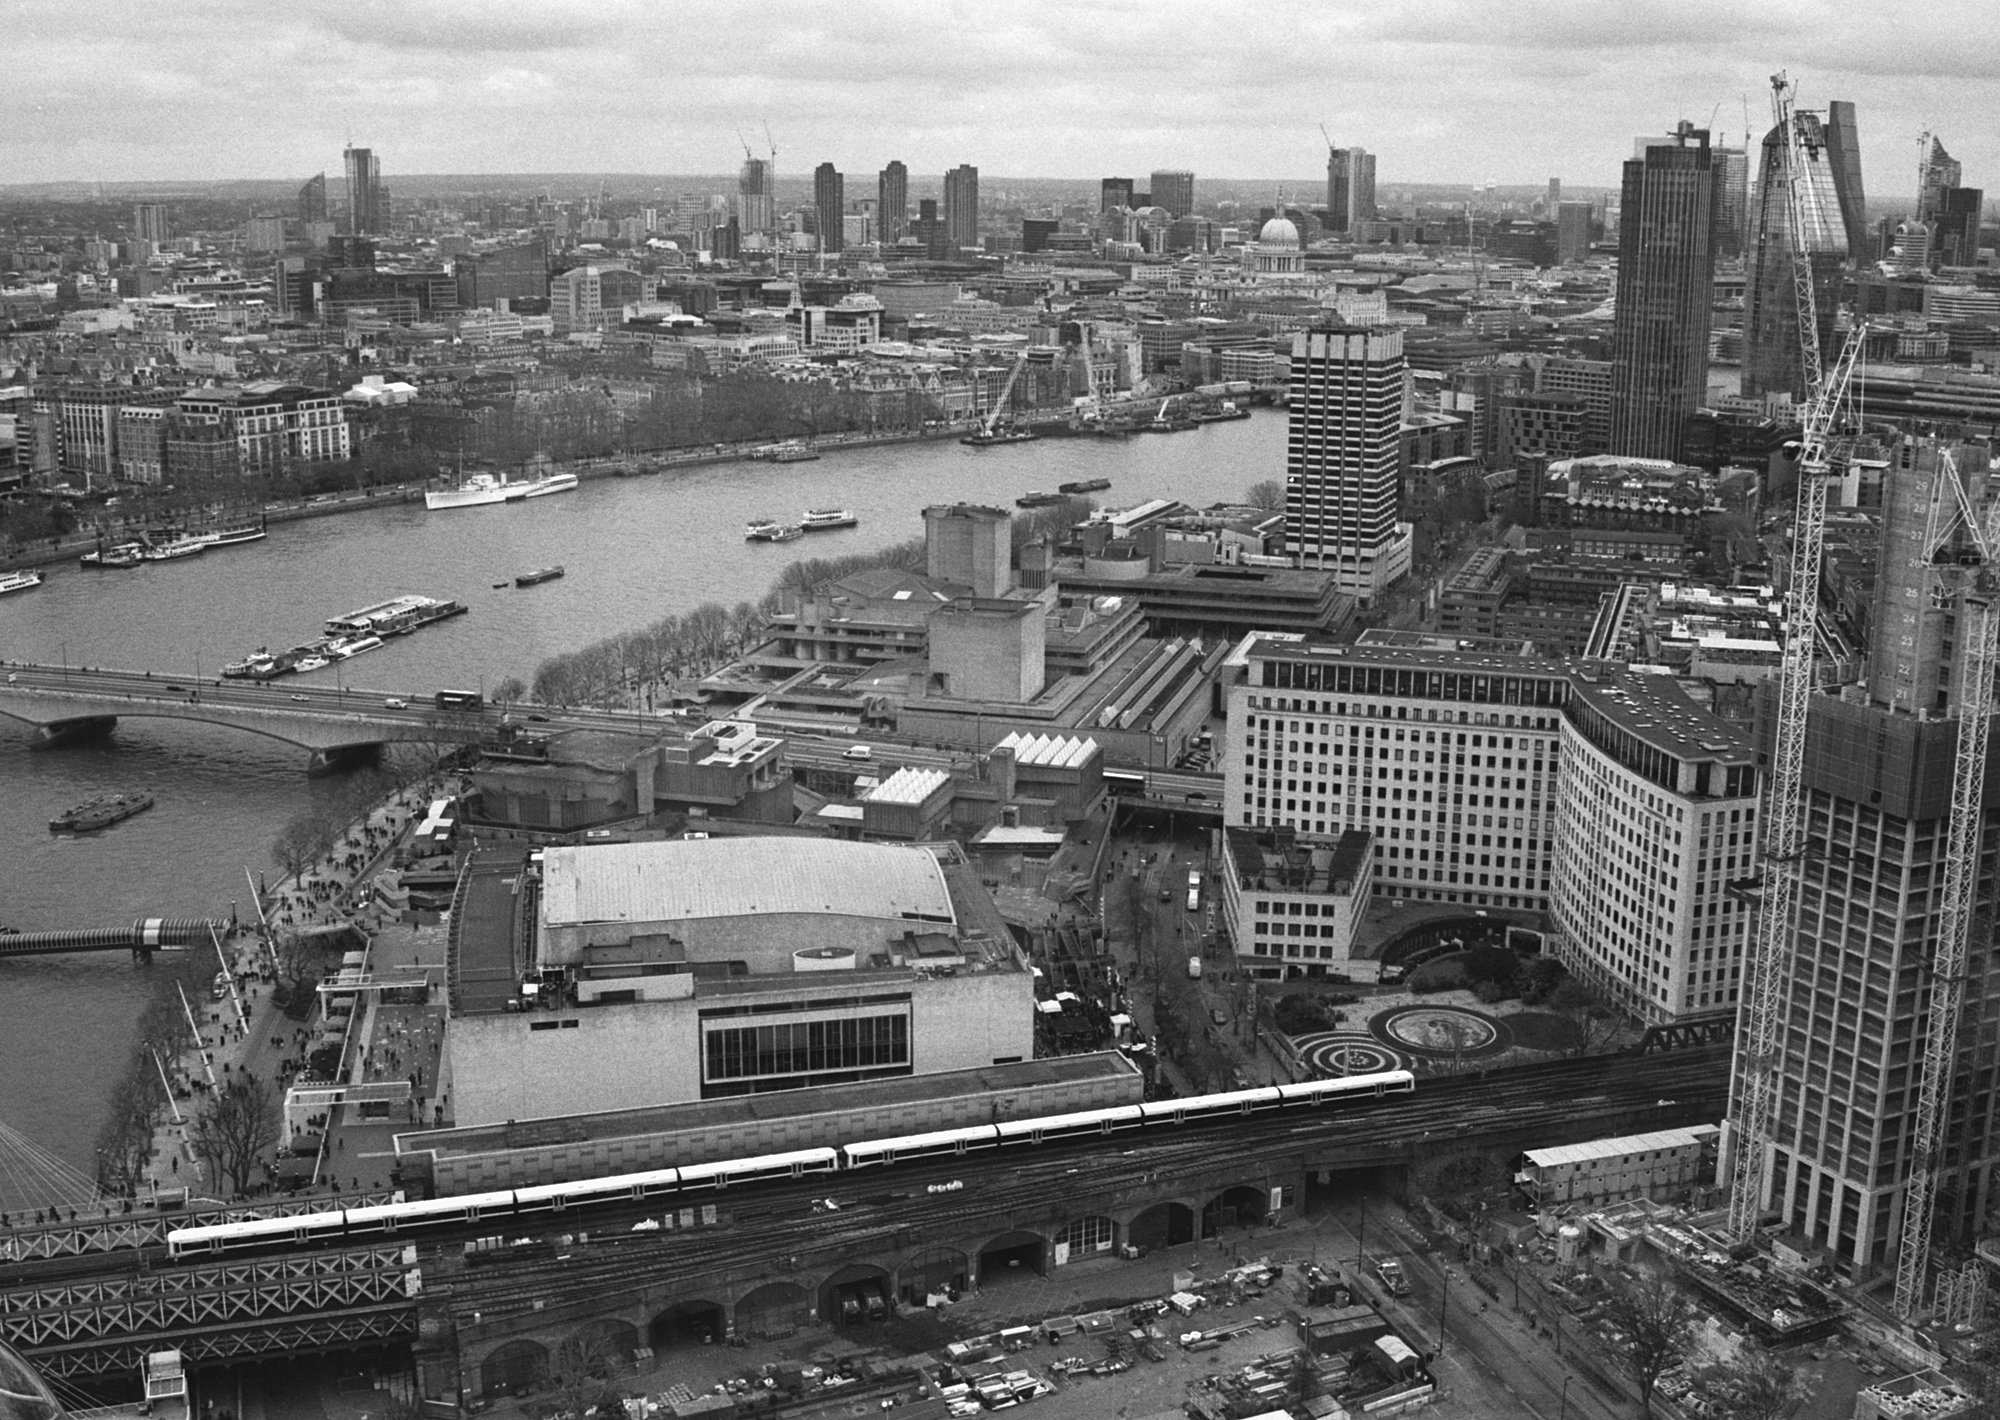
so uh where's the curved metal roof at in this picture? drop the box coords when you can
[539,838,956,927]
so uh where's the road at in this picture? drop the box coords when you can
[1316,1199,1636,1420]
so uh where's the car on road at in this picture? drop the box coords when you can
[843,744,873,759]
[290,694,309,702]
[526,713,549,722]
[384,697,407,708]
[1374,1259,1411,1297]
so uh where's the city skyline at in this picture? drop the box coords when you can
[5,0,1996,200]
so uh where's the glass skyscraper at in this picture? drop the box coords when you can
[1609,122,1721,461]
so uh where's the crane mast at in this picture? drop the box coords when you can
[982,352,1030,438]
[1893,444,2000,1318]
[1725,72,1860,1244]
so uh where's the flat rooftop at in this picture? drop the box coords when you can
[1242,634,1565,676]
[1570,670,1754,761]
[452,847,525,1016]
[395,1050,1139,1162]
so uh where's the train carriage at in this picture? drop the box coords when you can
[674,1147,839,1191]
[841,1125,1002,1169]
[513,1167,682,1214]
[992,1103,1147,1146]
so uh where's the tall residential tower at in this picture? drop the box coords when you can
[812,162,844,254]
[343,145,383,235]
[943,164,979,253]
[877,161,908,245]
[1737,437,2000,1278]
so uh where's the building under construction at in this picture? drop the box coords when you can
[1744,435,2000,1285]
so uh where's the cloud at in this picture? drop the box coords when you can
[0,0,1994,194]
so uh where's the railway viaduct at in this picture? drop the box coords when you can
[0,1048,1727,1389]
[419,1047,1726,1402]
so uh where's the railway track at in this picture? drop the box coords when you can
[3,1047,1726,1312]
[434,1046,1727,1317]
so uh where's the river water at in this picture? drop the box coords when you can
[0,415,1286,1176]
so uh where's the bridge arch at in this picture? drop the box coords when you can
[736,1281,813,1341]
[819,1262,894,1328]
[895,1245,969,1305]
[478,1338,548,1398]
[1125,1199,1196,1251]
[1055,1214,1119,1263]
[1201,1183,1269,1237]
[648,1297,727,1351]
[976,1228,1047,1281]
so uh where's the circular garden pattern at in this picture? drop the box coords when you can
[1370,1003,1511,1060]
[1292,1031,1410,1078]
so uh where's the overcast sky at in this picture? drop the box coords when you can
[7,0,1996,204]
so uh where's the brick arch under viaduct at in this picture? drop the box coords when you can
[447,1171,1300,1397]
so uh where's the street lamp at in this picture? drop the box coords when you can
[1559,1375,1573,1420]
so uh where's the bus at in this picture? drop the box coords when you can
[434,689,484,711]
[1103,768,1146,796]
[1186,868,1202,913]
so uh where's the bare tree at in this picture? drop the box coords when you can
[272,809,337,882]
[1604,1269,1696,1416]
[491,676,526,706]
[1692,1352,1808,1420]
[1549,978,1620,1056]
[190,1075,279,1198]
[538,1331,618,1420]
[1244,479,1286,513]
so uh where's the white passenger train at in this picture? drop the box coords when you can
[166,1070,1414,1260]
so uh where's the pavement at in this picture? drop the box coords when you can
[139,781,453,1203]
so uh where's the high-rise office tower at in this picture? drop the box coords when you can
[1547,177,1562,210]
[1150,170,1194,219]
[1101,177,1134,213]
[1609,121,1721,461]
[1714,143,1749,262]
[1348,150,1377,226]
[1918,136,1963,228]
[297,174,327,225]
[878,161,908,245]
[1934,187,1984,268]
[812,163,845,254]
[1555,201,1594,264]
[737,156,775,236]
[1285,324,1412,605]
[1325,149,1348,232]
[131,204,168,243]
[1735,436,2000,1276]
[1742,111,1847,401]
[1323,148,1375,233]
[1823,100,1871,262]
[343,145,383,235]
[943,164,979,252]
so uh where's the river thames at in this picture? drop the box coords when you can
[0,415,1284,1176]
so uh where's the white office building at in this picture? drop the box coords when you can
[1550,671,1759,1024]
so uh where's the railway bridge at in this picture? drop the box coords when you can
[0,1047,1727,1388]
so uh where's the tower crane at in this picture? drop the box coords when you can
[1725,71,1866,1245]
[1893,440,2000,1319]
[980,351,1031,438]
